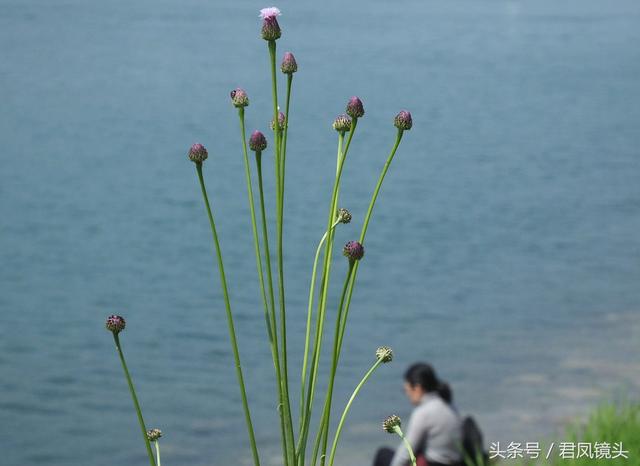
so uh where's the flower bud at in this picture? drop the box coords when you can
[346,96,365,119]
[188,143,208,163]
[147,428,162,442]
[260,7,282,41]
[230,88,249,108]
[249,130,268,152]
[343,240,364,262]
[270,111,286,131]
[332,114,352,133]
[376,346,393,363]
[337,208,351,224]
[382,414,401,433]
[394,110,412,130]
[281,52,298,74]
[105,315,126,334]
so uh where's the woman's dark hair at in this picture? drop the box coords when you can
[404,362,453,404]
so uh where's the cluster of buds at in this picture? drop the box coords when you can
[231,88,250,108]
[375,346,393,363]
[382,414,402,433]
[337,208,352,224]
[105,315,126,334]
[249,131,268,152]
[188,143,208,163]
[343,240,364,262]
[147,428,163,442]
[260,7,282,41]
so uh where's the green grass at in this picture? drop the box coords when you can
[496,399,640,466]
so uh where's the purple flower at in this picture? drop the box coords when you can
[249,130,268,152]
[188,143,208,163]
[346,96,365,119]
[259,6,281,19]
[270,111,286,131]
[106,315,126,334]
[343,240,364,262]
[230,88,249,108]
[281,52,298,74]
[394,110,412,131]
[260,7,282,41]
[332,114,352,133]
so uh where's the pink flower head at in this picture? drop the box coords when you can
[188,143,208,163]
[249,130,268,152]
[260,7,282,40]
[259,7,281,19]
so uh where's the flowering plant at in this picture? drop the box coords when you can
[105,7,413,466]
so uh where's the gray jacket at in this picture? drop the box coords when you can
[390,392,463,466]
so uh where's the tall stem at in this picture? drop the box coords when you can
[313,262,355,466]
[268,39,296,466]
[112,333,156,466]
[238,108,277,347]
[296,132,346,465]
[394,427,417,466]
[298,219,340,434]
[280,73,293,193]
[154,441,161,466]
[256,152,289,466]
[328,358,384,466]
[195,163,260,466]
[338,129,404,365]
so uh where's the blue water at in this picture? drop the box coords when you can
[1,0,640,465]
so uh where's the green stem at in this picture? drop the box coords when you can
[296,132,346,465]
[360,129,404,243]
[394,426,417,466]
[195,163,261,466]
[268,39,296,466]
[238,108,276,347]
[256,151,289,466]
[112,333,156,466]
[338,129,405,367]
[154,441,161,466]
[298,219,340,435]
[280,73,293,193]
[313,262,355,466]
[328,358,384,466]
[298,118,361,466]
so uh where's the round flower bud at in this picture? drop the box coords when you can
[270,111,286,131]
[376,346,393,363]
[382,414,401,433]
[332,114,352,133]
[260,7,282,41]
[343,240,364,262]
[346,96,365,119]
[249,130,268,152]
[394,110,412,131]
[230,88,249,108]
[105,315,126,334]
[281,52,298,74]
[147,428,162,442]
[337,208,351,224]
[188,143,208,163]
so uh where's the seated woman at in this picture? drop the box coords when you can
[374,363,464,466]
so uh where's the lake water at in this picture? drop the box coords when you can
[1,0,639,465]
